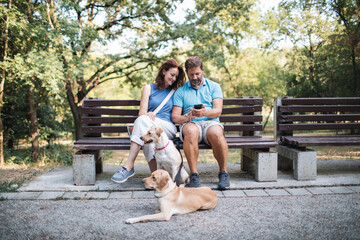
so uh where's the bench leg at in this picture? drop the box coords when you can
[277,145,317,180]
[242,149,278,182]
[73,152,96,186]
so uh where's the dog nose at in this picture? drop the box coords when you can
[140,136,143,140]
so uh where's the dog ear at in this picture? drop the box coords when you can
[158,171,171,190]
[156,127,163,137]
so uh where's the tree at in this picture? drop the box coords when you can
[46,0,184,140]
[0,0,11,165]
[328,0,360,96]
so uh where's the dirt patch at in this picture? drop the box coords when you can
[0,166,43,183]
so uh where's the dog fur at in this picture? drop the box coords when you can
[140,126,189,185]
[125,169,217,224]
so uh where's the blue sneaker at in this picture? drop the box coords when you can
[187,173,201,188]
[111,167,135,183]
[218,171,230,190]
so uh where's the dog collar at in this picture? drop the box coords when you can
[155,141,170,151]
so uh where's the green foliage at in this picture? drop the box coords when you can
[4,144,73,166]
[0,172,37,192]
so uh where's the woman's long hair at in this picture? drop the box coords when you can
[155,59,185,90]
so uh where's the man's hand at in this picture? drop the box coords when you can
[191,104,206,118]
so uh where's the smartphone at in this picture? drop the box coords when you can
[194,104,203,109]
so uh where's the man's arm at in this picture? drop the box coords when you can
[192,98,223,118]
[171,106,193,125]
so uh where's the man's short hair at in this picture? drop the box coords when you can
[185,56,203,71]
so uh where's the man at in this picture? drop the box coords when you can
[171,56,230,190]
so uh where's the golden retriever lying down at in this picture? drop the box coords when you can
[125,170,218,224]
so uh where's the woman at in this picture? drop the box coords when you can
[111,59,185,183]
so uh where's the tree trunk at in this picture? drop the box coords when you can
[0,0,11,165]
[66,79,83,140]
[28,83,40,161]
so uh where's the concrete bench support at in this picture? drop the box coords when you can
[242,149,278,182]
[73,152,96,185]
[277,145,317,180]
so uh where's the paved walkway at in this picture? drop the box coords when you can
[1,160,359,200]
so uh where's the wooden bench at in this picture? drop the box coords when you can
[274,97,360,180]
[73,97,278,185]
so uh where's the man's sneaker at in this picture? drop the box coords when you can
[187,173,201,188]
[218,171,230,190]
[111,167,135,183]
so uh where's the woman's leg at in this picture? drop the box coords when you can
[123,141,141,171]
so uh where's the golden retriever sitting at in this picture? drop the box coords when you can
[140,126,189,185]
[125,170,218,224]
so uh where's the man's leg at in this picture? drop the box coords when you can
[182,123,200,174]
[206,125,228,172]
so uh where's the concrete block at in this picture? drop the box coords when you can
[14,192,41,200]
[243,149,278,182]
[73,153,96,186]
[278,145,317,181]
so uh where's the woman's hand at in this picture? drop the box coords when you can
[147,112,156,121]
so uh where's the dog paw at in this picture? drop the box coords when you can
[125,218,136,224]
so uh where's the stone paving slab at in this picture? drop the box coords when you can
[86,192,110,199]
[37,192,65,200]
[108,191,132,199]
[306,187,334,195]
[327,186,354,194]
[222,190,246,198]
[348,186,360,193]
[243,189,269,197]
[63,192,87,199]
[265,189,291,196]
[285,188,312,196]
[14,192,42,200]
[0,192,18,200]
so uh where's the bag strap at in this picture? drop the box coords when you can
[153,89,175,115]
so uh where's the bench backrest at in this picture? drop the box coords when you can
[274,97,360,141]
[81,97,265,138]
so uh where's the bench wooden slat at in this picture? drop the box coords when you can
[82,115,263,124]
[223,98,263,105]
[279,105,360,113]
[82,124,264,134]
[282,97,360,105]
[82,107,139,116]
[278,123,360,131]
[281,136,360,147]
[82,116,138,124]
[279,114,360,122]
[84,98,264,107]
[83,99,141,107]
[74,136,277,150]
[222,106,262,114]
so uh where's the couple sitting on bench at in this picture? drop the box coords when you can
[111,56,230,190]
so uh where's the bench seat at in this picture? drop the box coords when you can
[74,136,278,151]
[281,135,360,148]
